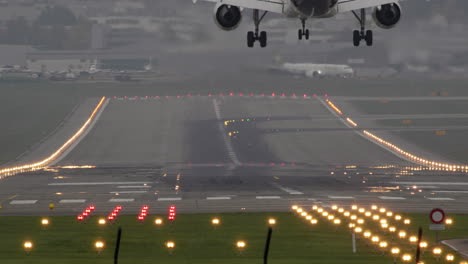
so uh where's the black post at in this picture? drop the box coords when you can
[415,227,423,264]
[263,227,273,264]
[114,227,122,264]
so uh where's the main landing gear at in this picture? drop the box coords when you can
[298,18,309,40]
[247,9,268,48]
[352,8,373,46]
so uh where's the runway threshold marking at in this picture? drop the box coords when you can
[270,182,303,195]
[48,182,151,186]
[256,196,281,199]
[109,198,135,202]
[10,200,37,205]
[59,199,86,204]
[158,197,182,201]
[206,196,231,200]
[378,196,406,200]
[426,197,455,201]
[328,196,355,199]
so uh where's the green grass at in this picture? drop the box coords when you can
[0,212,466,264]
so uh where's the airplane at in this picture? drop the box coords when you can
[193,0,403,47]
[271,62,354,78]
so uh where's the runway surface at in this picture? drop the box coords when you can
[1,95,468,216]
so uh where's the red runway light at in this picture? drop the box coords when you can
[229,92,234,96]
[272,93,276,97]
[77,215,84,221]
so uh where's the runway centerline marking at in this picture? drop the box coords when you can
[379,196,406,200]
[48,182,151,186]
[426,197,455,201]
[328,196,355,199]
[270,182,303,195]
[158,197,182,201]
[206,196,232,200]
[59,199,86,204]
[10,200,37,205]
[117,186,151,188]
[109,198,135,202]
[256,196,281,199]
[110,191,147,194]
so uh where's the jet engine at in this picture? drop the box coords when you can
[214,4,242,31]
[373,3,401,29]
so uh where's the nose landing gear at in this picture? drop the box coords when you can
[298,18,309,40]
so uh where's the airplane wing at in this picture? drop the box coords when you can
[337,0,400,13]
[193,0,284,14]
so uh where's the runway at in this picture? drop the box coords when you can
[1,95,468,216]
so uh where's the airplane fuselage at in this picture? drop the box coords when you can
[283,0,338,19]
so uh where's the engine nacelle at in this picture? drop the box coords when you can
[213,4,242,31]
[373,3,401,29]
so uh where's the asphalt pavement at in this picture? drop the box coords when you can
[1,95,468,216]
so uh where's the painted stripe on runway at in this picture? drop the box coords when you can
[256,196,281,199]
[110,191,147,194]
[59,199,86,204]
[392,182,468,186]
[49,182,151,186]
[10,200,37,205]
[328,196,354,199]
[109,198,135,202]
[158,197,182,201]
[117,186,151,188]
[426,197,455,201]
[434,191,468,193]
[379,196,406,200]
[271,183,303,195]
[206,196,232,200]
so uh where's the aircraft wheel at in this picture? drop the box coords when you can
[353,30,361,47]
[305,29,310,40]
[247,31,255,48]
[259,31,267,48]
[365,30,373,46]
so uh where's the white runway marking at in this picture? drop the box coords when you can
[392,182,468,186]
[110,191,147,194]
[256,196,281,199]
[328,196,355,199]
[271,182,303,195]
[434,191,468,193]
[206,196,232,200]
[10,200,37,205]
[49,182,151,186]
[59,199,86,204]
[379,196,406,200]
[212,99,241,166]
[109,198,135,202]
[117,186,151,188]
[158,197,182,201]
[426,197,455,201]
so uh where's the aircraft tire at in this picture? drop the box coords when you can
[365,30,373,46]
[353,30,360,47]
[259,31,267,48]
[247,31,255,48]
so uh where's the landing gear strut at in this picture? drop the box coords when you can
[298,18,309,40]
[247,9,268,48]
[352,8,373,46]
